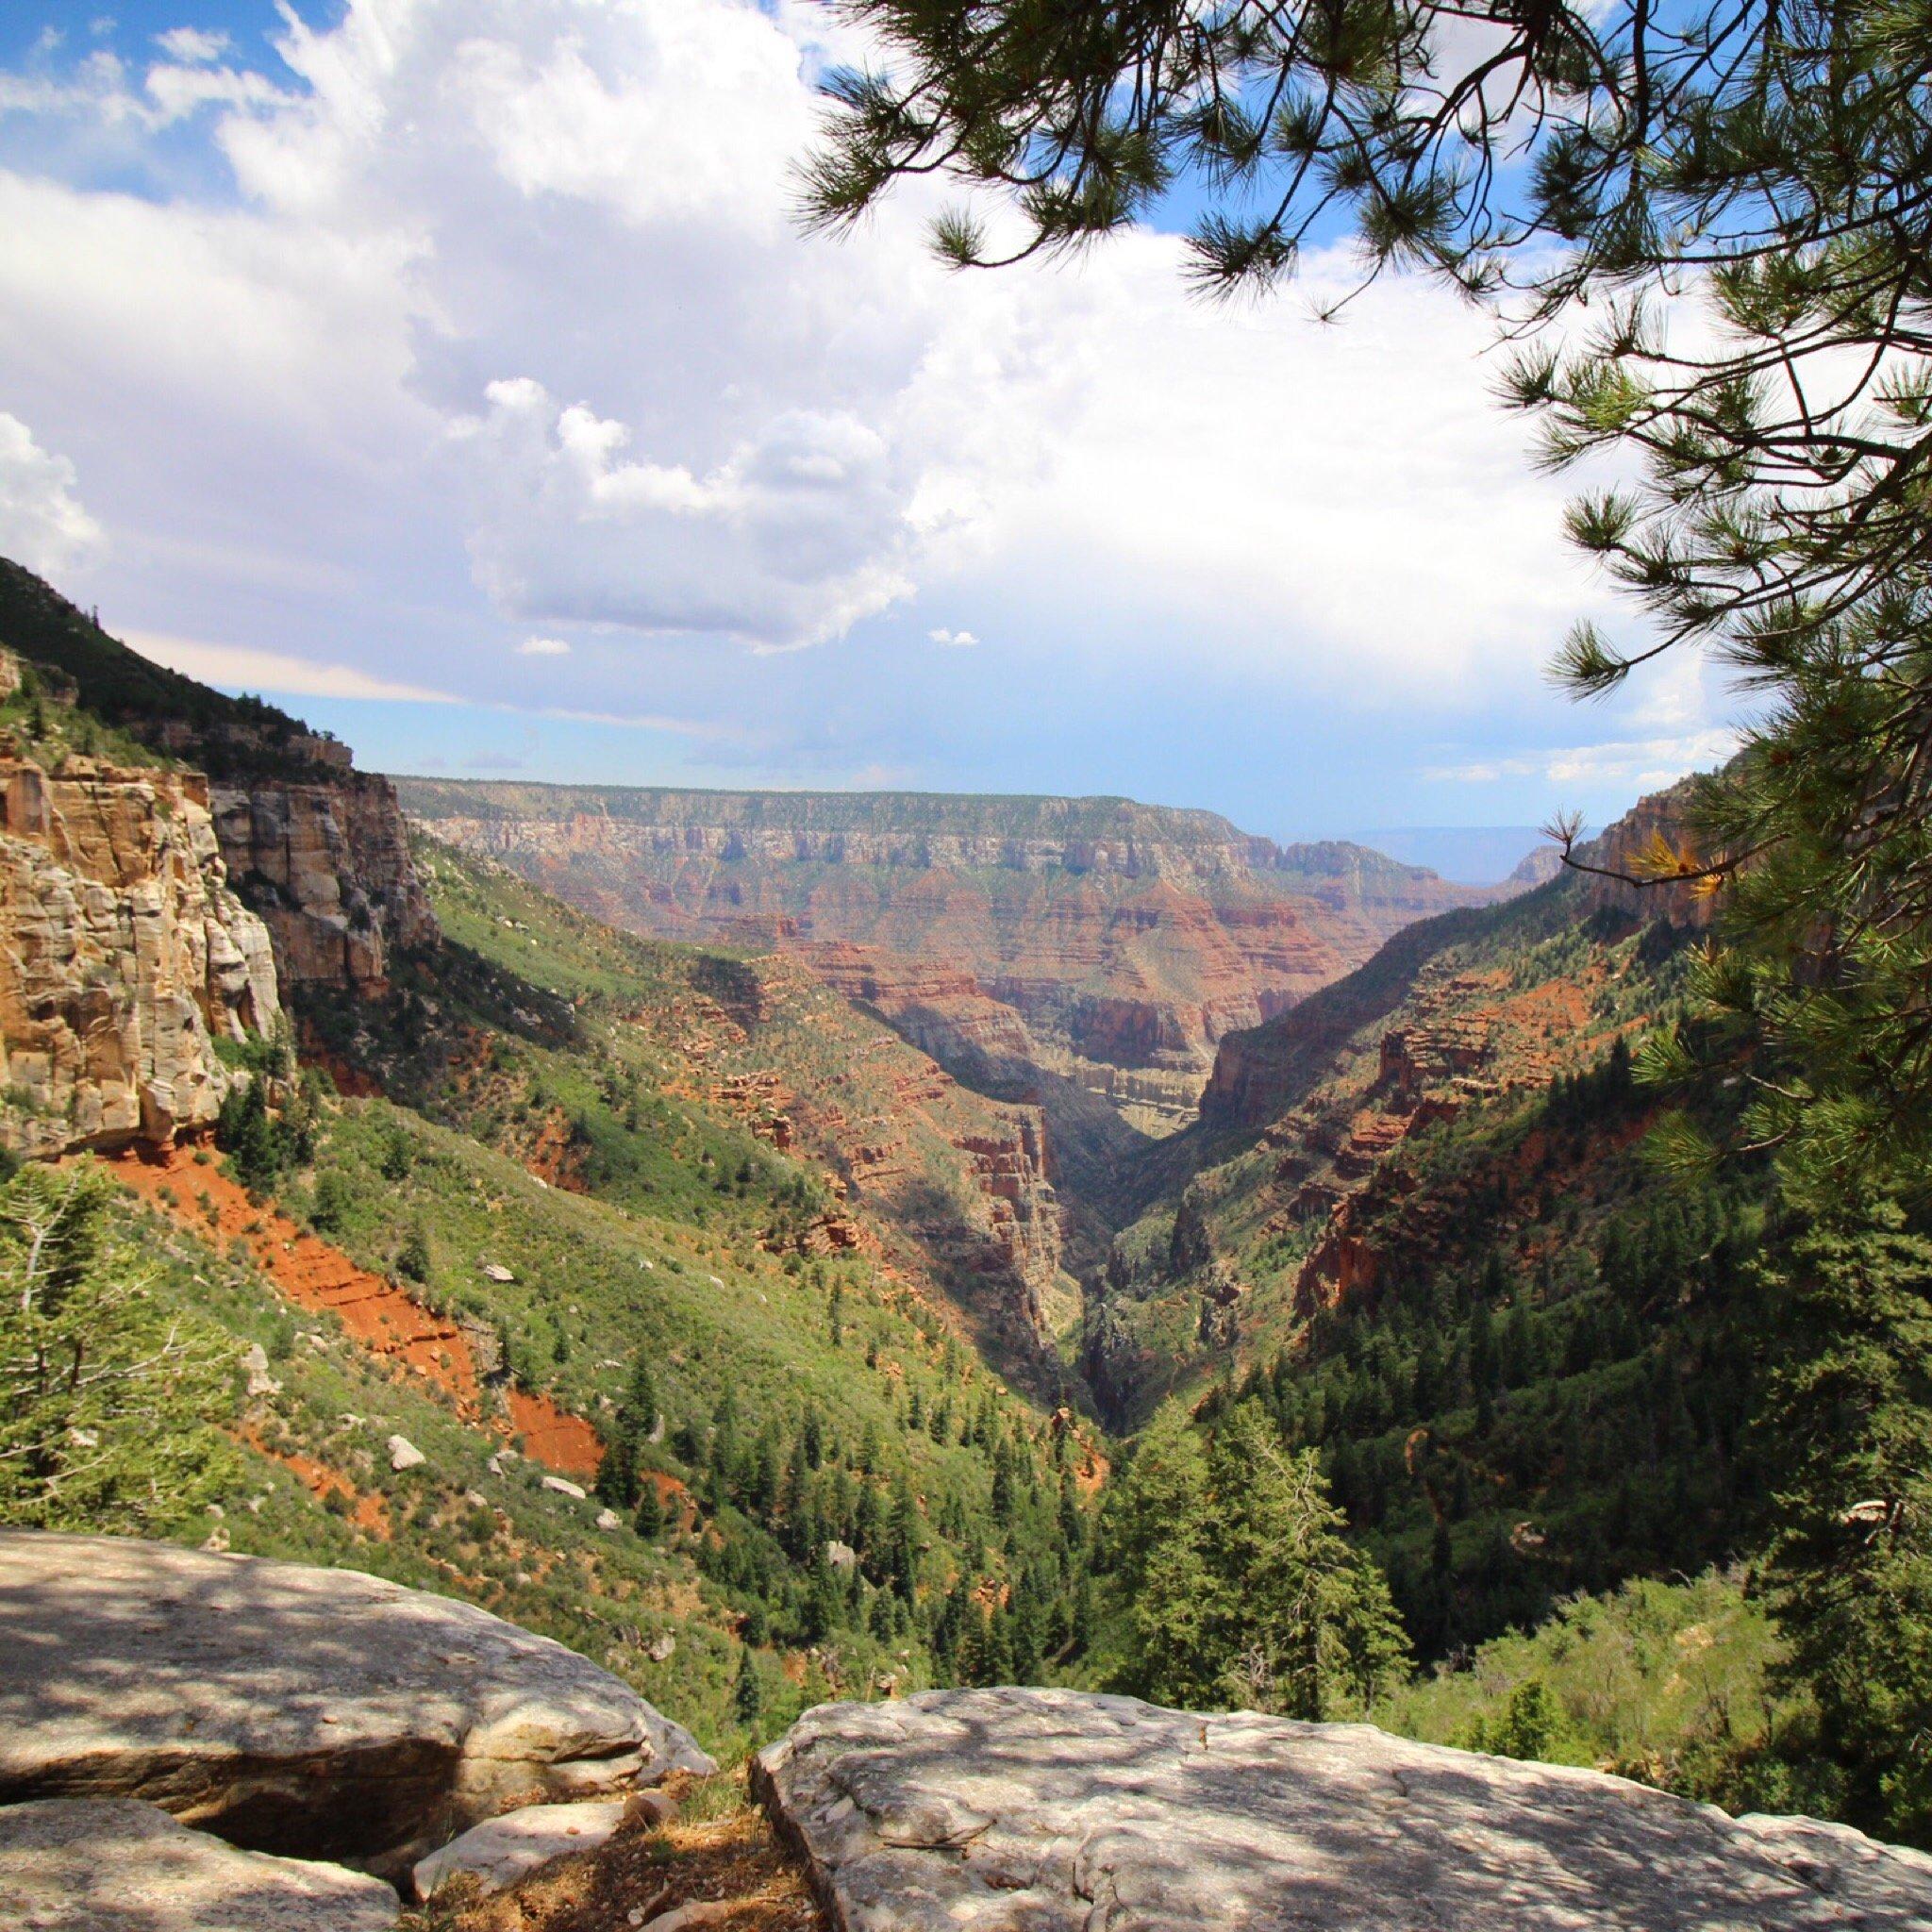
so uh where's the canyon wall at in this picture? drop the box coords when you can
[0,558,436,1005]
[399,781,1513,1137]
[0,722,282,1156]
[212,771,437,992]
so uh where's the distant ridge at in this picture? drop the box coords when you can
[401,776,1521,1143]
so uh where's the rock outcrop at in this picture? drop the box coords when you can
[756,1688,1932,1932]
[410,1798,627,1899]
[399,782,1510,1133]
[213,771,435,993]
[0,559,436,1006]
[0,742,281,1156]
[1568,774,1719,930]
[0,1531,713,1878]
[0,1798,398,1932]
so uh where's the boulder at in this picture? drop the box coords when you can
[541,1474,587,1500]
[755,1688,1932,1932]
[411,1798,627,1899]
[0,1797,396,1932]
[385,1435,425,1472]
[0,1530,715,1879]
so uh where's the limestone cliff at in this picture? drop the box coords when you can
[212,770,436,991]
[0,738,281,1156]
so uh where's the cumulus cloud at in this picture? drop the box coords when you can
[517,635,571,656]
[459,376,916,647]
[0,411,99,573]
[928,628,978,647]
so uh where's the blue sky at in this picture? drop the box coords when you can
[0,1,1737,874]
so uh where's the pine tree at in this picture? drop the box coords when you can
[1759,1208,1932,1846]
[633,1478,666,1540]
[0,1164,241,1532]
[734,1647,765,1735]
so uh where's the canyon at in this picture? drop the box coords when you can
[398,781,1518,1141]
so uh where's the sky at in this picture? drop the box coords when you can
[0,0,1740,874]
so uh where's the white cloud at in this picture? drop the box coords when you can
[459,377,917,647]
[125,631,461,703]
[154,27,230,64]
[517,635,571,656]
[1424,727,1741,790]
[0,411,100,573]
[0,0,1689,811]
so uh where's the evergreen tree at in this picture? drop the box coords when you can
[0,1164,240,1532]
[1759,1208,1932,1845]
[633,1478,667,1540]
[734,1646,766,1735]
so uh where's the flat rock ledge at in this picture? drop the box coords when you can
[0,1530,713,1877]
[0,1797,398,1932]
[754,1687,1932,1932]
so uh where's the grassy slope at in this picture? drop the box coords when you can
[107,834,1101,1755]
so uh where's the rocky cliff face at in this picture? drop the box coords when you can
[0,558,436,1004]
[0,736,281,1157]
[399,781,1509,1137]
[212,771,436,992]
[1568,774,1719,929]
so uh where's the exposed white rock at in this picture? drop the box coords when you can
[386,1435,425,1472]
[645,1633,676,1664]
[756,1688,1932,1932]
[242,1343,281,1399]
[596,1507,623,1531]
[0,1797,396,1932]
[0,1530,715,1878]
[824,1540,858,1571]
[541,1474,588,1501]
[411,1798,626,1900]
[481,1262,517,1283]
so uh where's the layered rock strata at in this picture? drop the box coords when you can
[756,1687,1932,1932]
[0,745,281,1155]
[213,771,435,993]
[399,782,1509,1133]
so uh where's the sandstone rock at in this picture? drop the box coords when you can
[386,1435,425,1472]
[641,1903,739,1930]
[0,1797,396,1932]
[0,749,282,1158]
[596,1507,622,1531]
[645,1632,676,1664]
[411,1798,626,1900]
[0,1530,715,1876]
[824,1541,858,1571]
[541,1474,588,1500]
[211,772,435,994]
[755,1688,1932,1932]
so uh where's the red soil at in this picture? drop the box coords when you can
[108,1143,599,1480]
[507,1387,603,1480]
